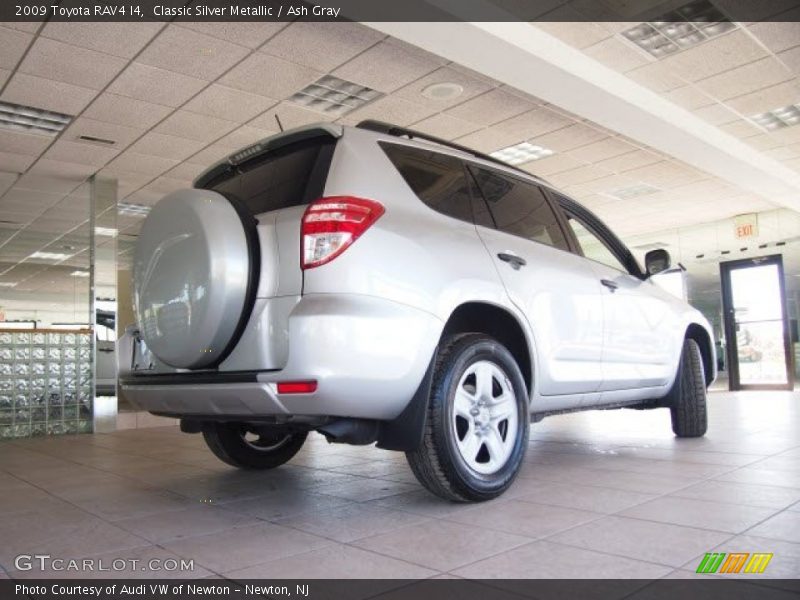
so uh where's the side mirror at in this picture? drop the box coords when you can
[645,248,671,276]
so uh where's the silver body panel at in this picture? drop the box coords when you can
[121,124,715,421]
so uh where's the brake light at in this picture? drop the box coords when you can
[301,196,384,269]
[277,380,318,394]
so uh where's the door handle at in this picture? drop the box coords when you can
[497,253,527,269]
[601,279,619,292]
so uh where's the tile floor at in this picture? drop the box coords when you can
[1,389,799,581]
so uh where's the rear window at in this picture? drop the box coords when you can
[203,137,335,215]
[379,142,474,223]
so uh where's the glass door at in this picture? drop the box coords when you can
[720,255,793,391]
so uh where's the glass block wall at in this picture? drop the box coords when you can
[0,330,93,438]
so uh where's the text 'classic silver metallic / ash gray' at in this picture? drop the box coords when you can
[119,121,716,501]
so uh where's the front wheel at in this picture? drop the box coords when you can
[406,333,529,502]
[670,339,708,438]
[203,423,307,469]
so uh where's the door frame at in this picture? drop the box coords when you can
[720,254,794,391]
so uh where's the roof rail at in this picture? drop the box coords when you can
[356,119,546,182]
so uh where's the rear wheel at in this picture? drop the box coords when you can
[406,334,529,502]
[203,423,307,469]
[670,339,708,438]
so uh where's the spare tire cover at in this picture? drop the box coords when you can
[133,189,252,369]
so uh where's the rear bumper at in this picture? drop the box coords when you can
[120,293,442,420]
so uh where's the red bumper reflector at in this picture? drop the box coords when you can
[277,381,318,394]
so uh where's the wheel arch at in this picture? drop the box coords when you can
[685,322,714,386]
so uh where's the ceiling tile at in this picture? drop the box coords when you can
[179,21,287,49]
[40,21,163,59]
[0,67,9,88]
[410,113,481,140]
[139,176,191,197]
[83,93,173,130]
[137,25,251,81]
[107,63,207,108]
[62,117,145,151]
[692,103,740,126]
[261,21,384,71]
[494,107,574,141]
[533,123,607,153]
[332,39,444,93]
[0,171,17,195]
[394,66,494,111]
[338,96,435,127]
[445,88,536,127]
[0,130,51,156]
[1,22,40,34]
[182,84,276,122]
[219,53,322,99]
[0,25,32,70]
[659,30,767,83]
[593,149,662,173]
[453,127,522,153]
[777,45,800,77]
[549,164,615,187]
[185,143,239,168]
[249,101,336,131]
[665,85,715,110]
[27,159,95,181]
[14,173,83,194]
[565,136,637,163]
[163,162,206,182]
[746,20,800,54]
[127,132,205,161]
[625,62,686,93]
[42,140,120,167]
[584,37,651,73]
[18,37,127,91]
[696,57,793,101]
[216,125,277,149]
[106,152,179,176]
[1,72,97,114]
[533,22,612,49]
[521,154,587,176]
[725,79,800,115]
[154,110,238,143]
[0,151,35,173]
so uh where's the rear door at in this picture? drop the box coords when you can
[468,166,605,398]
[557,201,679,391]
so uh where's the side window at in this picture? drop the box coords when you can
[566,214,628,273]
[380,142,473,223]
[470,167,569,251]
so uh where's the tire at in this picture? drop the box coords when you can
[203,423,307,469]
[406,333,529,502]
[670,339,708,438]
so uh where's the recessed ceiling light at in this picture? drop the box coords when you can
[289,75,383,116]
[0,101,72,137]
[29,251,71,261]
[751,104,800,131]
[0,282,17,287]
[603,183,661,201]
[621,0,736,59]
[490,142,554,165]
[117,202,151,217]
[70,270,89,278]
[421,82,464,101]
[94,227,118,237]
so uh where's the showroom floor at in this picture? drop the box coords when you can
[1,390,799,583]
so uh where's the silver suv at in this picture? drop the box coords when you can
[119,121,715,502]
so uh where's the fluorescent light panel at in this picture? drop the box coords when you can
[289,75,383,116]
[94,227,118,237]
[0,282,17,287]
[490,142,554,165]
[751,104,800,131]
[29,251,70,261]
[70,270,89,278]
[603,183,661,201]
[117,202,151,217]
[621,0,736,58]
[0,101,72,137]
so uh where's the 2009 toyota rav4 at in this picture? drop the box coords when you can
[119,120,715,502]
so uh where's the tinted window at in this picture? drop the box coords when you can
[566,214,628,272]
[380,143,473,223]
[204,137,334,215]
[470,168,568,251]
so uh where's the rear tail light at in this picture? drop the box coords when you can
[301,196,384,269]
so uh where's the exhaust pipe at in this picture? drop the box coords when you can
[317,419,379,445]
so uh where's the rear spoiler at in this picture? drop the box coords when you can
[194,123,343,189]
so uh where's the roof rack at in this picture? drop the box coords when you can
[356,119,546,182]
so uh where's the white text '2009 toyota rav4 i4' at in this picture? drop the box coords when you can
[119,121,715,502]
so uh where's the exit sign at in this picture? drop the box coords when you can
[734,214,759,239]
